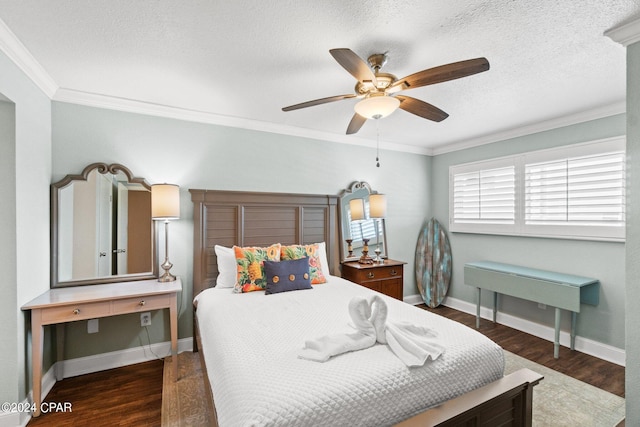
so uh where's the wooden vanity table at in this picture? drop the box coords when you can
[22,278,181,417]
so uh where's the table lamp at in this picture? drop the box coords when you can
[368,193,387,263]
[152,183,180,282]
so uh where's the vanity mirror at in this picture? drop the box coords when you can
[338,181,388,262]
[51,163,157,287]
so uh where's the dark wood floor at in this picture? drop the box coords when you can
[420,304,625,397]
[27,305,625,426]
[27,358,163,426]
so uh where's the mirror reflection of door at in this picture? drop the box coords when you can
[115,181,128,275]
[127,190,151,274]
[97,172,113,277]
[66,170,101,279]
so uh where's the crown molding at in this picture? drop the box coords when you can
[605,17,640,47]
[430,101,626,156]
[0,17,57,97]
[53,88,431,155]
[52,88,626,158]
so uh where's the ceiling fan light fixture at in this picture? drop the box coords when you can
[354,94,400,119]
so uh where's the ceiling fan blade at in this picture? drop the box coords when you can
[396,95,449,122]
[346,113,367,134]
[390,57,490,92]
[330,48,378,86]
[282,94,356,111]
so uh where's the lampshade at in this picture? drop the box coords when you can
[349,198,366,221]
[354,94,400,119]
[369,194,387,218]
[151,184,180,220]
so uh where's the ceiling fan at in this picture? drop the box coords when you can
[282,48,490,135]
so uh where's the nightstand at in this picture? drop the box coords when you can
[341,259,406,300]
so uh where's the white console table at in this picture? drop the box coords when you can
[464,261,599,359]
[22,278,182,417]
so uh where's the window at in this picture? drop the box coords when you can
[452,165,516,225]
[449,136,625,241]
[450,157,519,235]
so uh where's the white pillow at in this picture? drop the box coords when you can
[214,245,237,288]
[316,242,331,276]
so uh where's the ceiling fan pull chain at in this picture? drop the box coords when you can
[376,119,381,168]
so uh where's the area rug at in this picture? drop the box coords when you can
[503,351,625,427]
[162,351,625,426]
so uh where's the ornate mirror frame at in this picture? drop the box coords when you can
[338,181,388,262]
[51,163,157,288]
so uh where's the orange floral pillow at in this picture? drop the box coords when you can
[280,244,327,284]
[233,244,281,293]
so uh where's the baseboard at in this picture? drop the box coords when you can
[59,337,193,379]
[406,293,626,367]
[403,294,423,305]
[443,296,626,366]
[0,339,193,427]
[0,411,21,427]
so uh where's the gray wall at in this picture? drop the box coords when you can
[625,40,640,423]
[51,101,431,359]
[0,50,52,408]
[0,99,17,405]
[431,114,626,348]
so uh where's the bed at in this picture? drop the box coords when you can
[190,189,542,426]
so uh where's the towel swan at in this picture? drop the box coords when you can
[299,295,444,367]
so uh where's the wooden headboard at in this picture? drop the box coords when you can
[190,189,340,298]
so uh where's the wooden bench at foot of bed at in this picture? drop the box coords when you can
[396,368,543,426]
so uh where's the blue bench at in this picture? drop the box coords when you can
[464,261,600,358]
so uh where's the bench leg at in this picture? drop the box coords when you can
[571,311,577,351]
[476,287,481,328]
[554,308,561,359]
[493,292,498,323]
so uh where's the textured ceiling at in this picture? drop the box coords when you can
[0,1,638,153]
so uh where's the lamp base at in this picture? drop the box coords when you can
[158,271,176,282]
[358,255,374,265]
[158,258,176,282]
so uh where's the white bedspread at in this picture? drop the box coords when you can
[194,276,504,427]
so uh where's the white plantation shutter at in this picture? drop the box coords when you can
[349,219,377,242]
[525,152,625,227]
[453,166,515,224]
[449,136,625,241]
